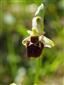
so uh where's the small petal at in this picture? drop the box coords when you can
[27,30,32,35]
[27,30,38,36]
[39,35,54,48]
[22,36,30,46]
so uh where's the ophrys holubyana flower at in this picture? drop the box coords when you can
[22,4,54,58]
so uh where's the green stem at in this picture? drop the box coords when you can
[34,49,44,85]
[34,55,42,85]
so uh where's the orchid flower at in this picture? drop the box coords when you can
[22,4,54,57]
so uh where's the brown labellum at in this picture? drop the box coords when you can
[26,36,44,57]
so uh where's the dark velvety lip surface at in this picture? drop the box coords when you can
[26,36,44,57]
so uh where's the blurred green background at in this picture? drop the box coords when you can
[0,0,64,85]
